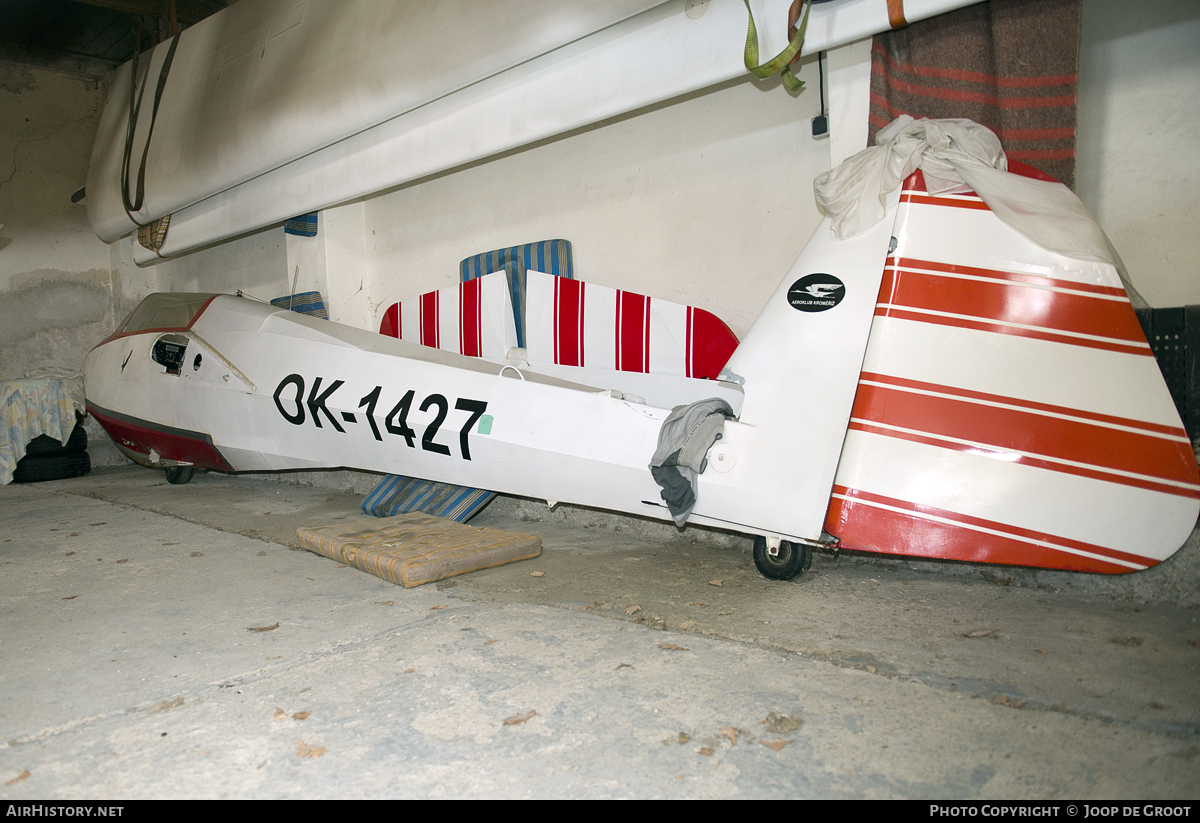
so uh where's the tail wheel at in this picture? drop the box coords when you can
[165,466,195,485]
[752,536,812,581]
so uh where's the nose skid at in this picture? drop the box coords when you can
[87,402,232,473]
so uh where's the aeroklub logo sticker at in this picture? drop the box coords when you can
[787,274,845,312]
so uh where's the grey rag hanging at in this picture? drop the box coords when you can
[649,398,734,527]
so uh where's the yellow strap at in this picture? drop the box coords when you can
[743,0,811,91]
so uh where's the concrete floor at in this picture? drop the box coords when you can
[1,465,1198,799]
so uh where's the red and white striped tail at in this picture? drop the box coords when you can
[522,270,738,380]
[825,168,1200,573]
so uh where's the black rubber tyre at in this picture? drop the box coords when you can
[11,451,91,483]
[165,465,195,485]
[752,536,812,581]
[24,426,87,456]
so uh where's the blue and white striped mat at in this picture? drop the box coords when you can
[362,475,495,522]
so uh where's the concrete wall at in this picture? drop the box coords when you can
[0,63,114,380]
[1075,0,1200,309]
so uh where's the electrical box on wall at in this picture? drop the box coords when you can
[812,114,829,139]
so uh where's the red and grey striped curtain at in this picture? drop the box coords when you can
[868,0,1080,188]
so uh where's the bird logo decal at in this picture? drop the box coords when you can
[801,283,843,298]
[787,274,846,313]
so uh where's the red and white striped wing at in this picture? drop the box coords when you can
[825,170,1199,573]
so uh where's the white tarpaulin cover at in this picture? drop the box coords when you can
[87,0,665,242]
[813,115,1140,300]
[87,0,984,263]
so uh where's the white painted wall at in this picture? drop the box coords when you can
[362,72,827,340]
[1076,0,1200,309]
[826,38,874,167]
[117,227,287,303]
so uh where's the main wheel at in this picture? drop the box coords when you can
[752,536,812,581]
[165,465,195,485]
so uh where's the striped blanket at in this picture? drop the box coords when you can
[869,0,1080,187]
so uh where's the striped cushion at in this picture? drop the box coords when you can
[459,239,574,348]
[362,474,496,522]
[298,513,541,587]
[284,213,319,237]
[270,291,328,319]
[460,238,573,280]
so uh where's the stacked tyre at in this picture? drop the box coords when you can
[13,423,91,483]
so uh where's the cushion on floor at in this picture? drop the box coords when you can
[297,512,541,587]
